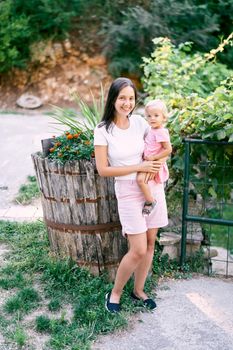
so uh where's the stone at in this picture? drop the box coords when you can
[63,39,72,52]
[159,232,181,260]
[86,55,107,66]
[16,94,43,109]
[203,247,218,259]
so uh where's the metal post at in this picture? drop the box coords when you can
[180,140,190,267]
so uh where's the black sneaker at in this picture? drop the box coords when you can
[131,292,157,310]
[105,292,121,313]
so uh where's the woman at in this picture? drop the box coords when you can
[94,77,168,313]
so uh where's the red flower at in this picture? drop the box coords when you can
[67,134,73,140]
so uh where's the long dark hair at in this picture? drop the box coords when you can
[99,77,137,132]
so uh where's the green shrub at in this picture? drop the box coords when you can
[142,36,233,201]
[102,0,223,77]
[13,0,79,40]
[0,0,80,72]
[142,37,231,99]
[0,1,32,72]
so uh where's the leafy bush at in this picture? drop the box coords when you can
[142,37,231,99]
[142,36,233,201]
[13,0,79,40]
[0,1,32,72]
[102,0,225,78]
[102,6,156,77]
[0,0,80,72]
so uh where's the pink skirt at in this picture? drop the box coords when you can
[114,180,168,236]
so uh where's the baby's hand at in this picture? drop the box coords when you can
[144,155,155,161]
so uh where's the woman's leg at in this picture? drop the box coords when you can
[110,232,147,304]
[133,228,158,299]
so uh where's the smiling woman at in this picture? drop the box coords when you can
[114,85,136,124]
[94,77,169,313]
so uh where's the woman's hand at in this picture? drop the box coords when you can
[140,160,162,173]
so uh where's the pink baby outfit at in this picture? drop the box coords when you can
[144,127,170,183]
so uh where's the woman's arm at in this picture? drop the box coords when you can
[144,141,172,161]
[95,145,162,177]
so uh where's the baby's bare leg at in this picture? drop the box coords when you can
[137,172,154,202]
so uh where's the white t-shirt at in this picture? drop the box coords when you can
[94,114,150,180]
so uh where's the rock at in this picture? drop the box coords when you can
[53,43,64,60]
[159,232,181,260]
[86,55,107,66]
[203,247,218,259]
[16,94,43,109]
[44,78,58,89]
[63,39,72,53]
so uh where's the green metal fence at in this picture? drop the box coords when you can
[181,138,233,277]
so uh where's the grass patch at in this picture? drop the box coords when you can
[0,220,200,349]
[12,326,27,347]
[0,111,23,115]
[0,220,145,349]
[0,271,27,290]
[15,175,40,205]
[4,287,40,314]
[36,315,52,333]
[48,299,62,312]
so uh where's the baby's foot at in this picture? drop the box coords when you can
[142,200,157,217]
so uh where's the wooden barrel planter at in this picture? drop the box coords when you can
[32,144,127,281]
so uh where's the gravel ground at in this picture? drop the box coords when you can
[92,276,233,350]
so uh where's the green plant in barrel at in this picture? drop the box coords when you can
[48,86,105,163]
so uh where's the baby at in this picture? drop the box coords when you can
[137,99,172,216]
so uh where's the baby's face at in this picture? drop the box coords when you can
[145,106,166,128]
